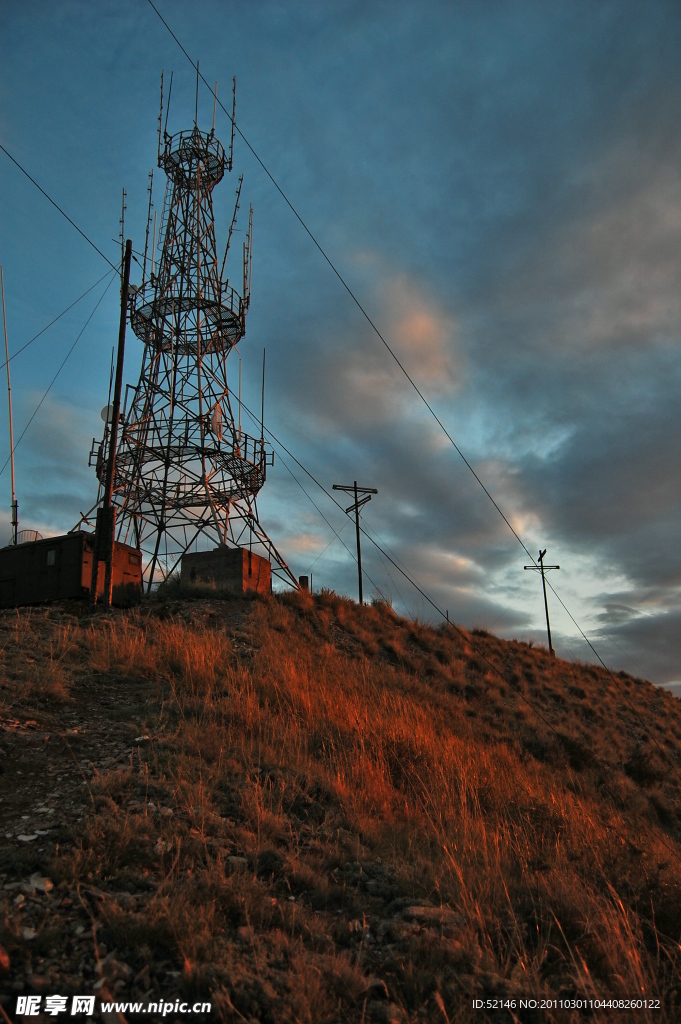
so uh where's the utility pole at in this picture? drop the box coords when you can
[332,481,377,604]
[90,238,132,609]
[0,268,17,545]
[524,548,560,656]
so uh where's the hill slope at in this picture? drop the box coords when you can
[0,589,680,1022]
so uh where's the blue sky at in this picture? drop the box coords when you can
[1,0,680,686]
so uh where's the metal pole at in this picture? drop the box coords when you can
[0,268,17,545]
[354,480,363,605]
[261,348,265,440]
[92,239,132,609]
[538,549,554,656]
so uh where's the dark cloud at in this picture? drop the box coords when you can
[0,0,680,682]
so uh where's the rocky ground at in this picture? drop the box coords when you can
[0,605,160,1017]
[0,603,449,1024]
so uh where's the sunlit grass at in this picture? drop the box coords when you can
[3,590,680,1021]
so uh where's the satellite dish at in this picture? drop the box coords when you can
[101,404,114,424]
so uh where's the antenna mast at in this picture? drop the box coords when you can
[0,268,17,545]
[228,76,236,172]
[119,189,127,274]
[195,60,200,124]
[242,204,253,329]
[142,170,154,289]
[86,82,297,591]
[220,175,243,281]
[261,348,265,441]
[157,70,164,163]
[164,71,173,137]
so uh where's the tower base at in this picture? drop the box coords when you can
[180,546,271,596]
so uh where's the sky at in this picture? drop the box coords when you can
[0,0,680,688]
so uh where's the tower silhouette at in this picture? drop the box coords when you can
[91,82,296,591]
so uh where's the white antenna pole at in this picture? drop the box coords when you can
[261,347,265,442]
[151,210,157,281]
[1,267,17,545]
[238,357,242,440]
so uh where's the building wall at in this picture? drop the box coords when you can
[180,547,272,595]
[0,533,142,608]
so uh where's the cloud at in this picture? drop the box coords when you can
[2,0,681,686]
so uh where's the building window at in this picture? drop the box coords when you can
[46,549,56,567]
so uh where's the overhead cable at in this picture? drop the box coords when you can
[146,0,681,792]
[0,270,118,478]
[0,142,118,272]
[0,268,118,372]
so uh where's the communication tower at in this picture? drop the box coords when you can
[90,77,297,591]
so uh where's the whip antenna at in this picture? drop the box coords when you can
[0,268,17,545]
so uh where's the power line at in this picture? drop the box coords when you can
[148,0,644,655]
[275,451,356,565]
[0,269,118,372]
[232,383,681,796]
[0,270,117,478]
[234,388,388,601]
[146,0,537,565]
[307,520,348,574]
[0,142,118,272]
[145,0,681,799]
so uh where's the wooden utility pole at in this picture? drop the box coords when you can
[91,239,132,609]
[524,548,560,656]
[332,481,377,604]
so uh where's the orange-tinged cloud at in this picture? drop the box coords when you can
[383,274,458,391]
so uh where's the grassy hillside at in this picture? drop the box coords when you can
[1,589,680,1022]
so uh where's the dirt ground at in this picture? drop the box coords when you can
[0,604,163,1019]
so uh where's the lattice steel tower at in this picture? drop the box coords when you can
[91,80,297,590]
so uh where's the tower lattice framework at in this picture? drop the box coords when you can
[92,113,296,591]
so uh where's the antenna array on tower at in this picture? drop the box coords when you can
[87,77,296,591]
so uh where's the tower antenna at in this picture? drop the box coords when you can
[242,203,253,329]
[195,60,199,125]
[119,189,127,274]
[157,70,164,163]
[228,76,236,172]
[164,71,173,137]
[261,348,265,441]
[86,87,297,591]
[1,268,17,545]
[150,209,157,282]
[238,355,242,441]
[220,174,243,282]
[212,81,218,134]
[142,170,154,289]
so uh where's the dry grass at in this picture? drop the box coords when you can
[4,590,681,1021]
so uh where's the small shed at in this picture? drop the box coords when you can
[180,546,271,595]
[0,532,142,608]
